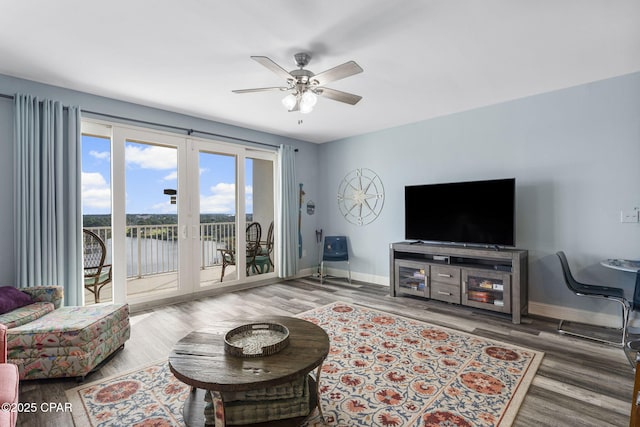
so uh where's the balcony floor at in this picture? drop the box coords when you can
[83,265,238,305]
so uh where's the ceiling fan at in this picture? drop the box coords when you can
[232,53,363,114]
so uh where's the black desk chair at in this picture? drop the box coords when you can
[625,272,640,365]
[556,251,631,346]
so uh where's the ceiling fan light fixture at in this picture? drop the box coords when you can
[299,90,317,113]
[282,93,297,110]
[300,91,317,108]
[299,102,314,114]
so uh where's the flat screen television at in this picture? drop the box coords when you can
[404,178,515,247]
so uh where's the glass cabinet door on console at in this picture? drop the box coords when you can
[394,260,429,298]
[462,269,511,314]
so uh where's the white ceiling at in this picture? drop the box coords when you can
[1,1,639,143]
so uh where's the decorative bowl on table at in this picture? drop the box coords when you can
[224,323,290,358]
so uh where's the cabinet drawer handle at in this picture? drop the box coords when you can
[462,281,467,294]
[437,291,452,296]
[437,273,452,278]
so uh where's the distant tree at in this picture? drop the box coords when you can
[84,213,248,227]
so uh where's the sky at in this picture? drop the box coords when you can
[81,135,253,216]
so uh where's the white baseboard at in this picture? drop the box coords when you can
[350,270,388,286]
[298,267,389,286]
[528,301,622,328]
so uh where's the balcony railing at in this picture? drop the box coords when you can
[85,223,236,279]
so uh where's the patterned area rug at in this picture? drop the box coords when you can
[300,303,542,427]
[67,361,186,427]
[66,302,543,426]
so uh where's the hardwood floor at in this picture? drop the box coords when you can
[16,277,634,426]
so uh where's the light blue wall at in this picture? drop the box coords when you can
[318,72,640,318]
[2,72,639,320]
[0,74,320,283]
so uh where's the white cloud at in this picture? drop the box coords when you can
[199,183,253,214]
[89,150,110,160]
[82,172,111,209]
[163,171,177,181]
[125,144,176,170]
[200,183,235,213]
[246,186,253,213]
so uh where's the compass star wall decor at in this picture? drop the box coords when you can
[337,168,385,225]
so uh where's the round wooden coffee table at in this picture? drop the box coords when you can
[169,316,330,427]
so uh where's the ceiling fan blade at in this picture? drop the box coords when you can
[251,56,293,81]
[312,61,363,86]
[232,87,288,94]
[317,87,362,105]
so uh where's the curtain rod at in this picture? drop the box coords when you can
[81,109,287,150]
[1,92,297,151]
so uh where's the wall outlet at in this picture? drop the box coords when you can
[621,208,640,223]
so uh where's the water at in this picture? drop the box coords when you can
[103,237,226,277]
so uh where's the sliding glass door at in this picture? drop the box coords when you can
[193,144,276,287]
[245,153,276,279]
[81,125,113,304]
[123,137,182,300]
[110,127,189,303]
[196,149,238,285]
[82,120,277,305]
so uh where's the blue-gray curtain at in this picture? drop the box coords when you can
[14,94,82,306]
[277,144,298,278]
